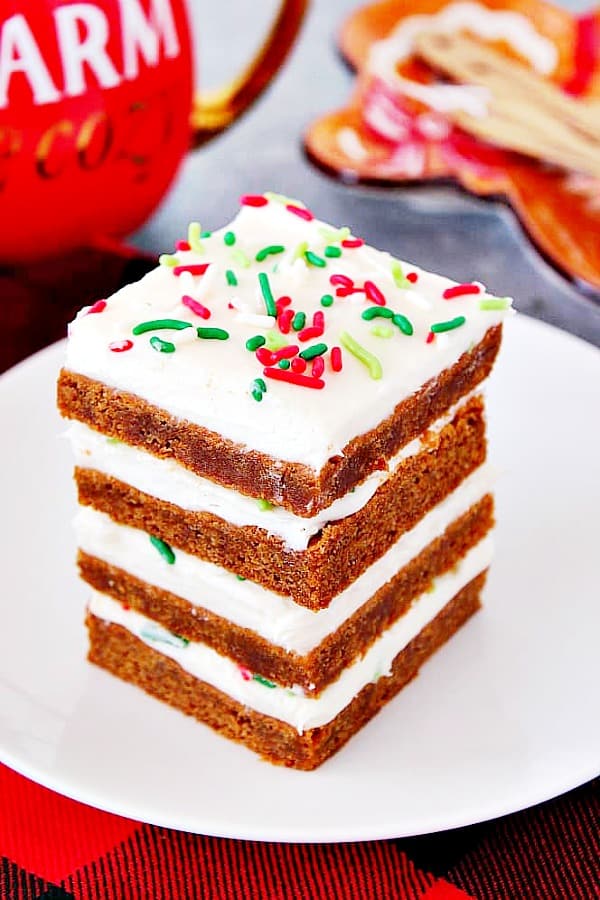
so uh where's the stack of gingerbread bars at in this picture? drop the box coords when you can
[57,193,511,769]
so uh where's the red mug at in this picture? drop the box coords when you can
[0,0,307,263]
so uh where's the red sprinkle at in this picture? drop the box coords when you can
[364,280,386,306]
[443,283,480,299]
[88,300,106,314]
[330,273,353,287]
[263,367,325,390]
[240,194,268,207]
[291,357,307,374]
[276,295,292,311]
[286,204,314,221]
[298,326,322,342]
[176,240,191,251]
[109,339,133,353]
[182,295,210,319]
[330,346,342,372]
[239,666,252,681]
[341,238,364,248]
[313,311,324,329]
[426,331,435,344]
[256,347,276,366]
[173,263,210,277]
[406,272,419,283]
[311,356,325,378]
[335,286,364,298]
[272,344,299,362]
[278,309,294,334]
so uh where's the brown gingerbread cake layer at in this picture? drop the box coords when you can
[79,495,493,692]
[58,325,501,517]
[76,395,487,609]
[86,571,486,770]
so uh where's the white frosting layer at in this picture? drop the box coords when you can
[88,534,493,732]
[64,197,511,472]
[76,463,493,654]
[67,389,482,550]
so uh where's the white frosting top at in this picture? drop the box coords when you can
[64,194,511,470]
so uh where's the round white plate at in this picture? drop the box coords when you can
[1,315,598,842]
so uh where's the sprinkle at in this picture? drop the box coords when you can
[226,269,238,286]
[133,318,192,335]
[251,377,267,402]
[291,357,307,373]
[254,377,267,393]
[256,244,285,261]
[292,311,306,331]
[324,245,342,258]
[236,575,247,581]
[341,237,364,248]
[240,194,268,207]
[320,294,334,307]
[182,295,210,319]
[239,666,252,680]
[159,253,178,267]
[246,335,266,351]
[364,280,386,306]
[330,273,353,287]
[318,225,350,243]
[263,367,325,389]
[88,299,106,314]
[149,535,176,564]
[252,673,277,688]
[173,263,210,277]
[286,204,314,221]
[292,240,309,262]
[479,297,511,310]
[311,356,325,377]
[257,498,274,511]
[187,222,204,253]
[200,230,212,238]
[340,331,382,379]
[407,272,419,283]
[230,248,251,268]
[234,312,275,329]
[299,342,327,360]
[256,347,276,366]
[304,250,326,267]
[278,308,294,334]
[106,437,122,445]
[272,344,299,361]
[276,296,292,310]
[313,311,324,329]
[264,192,305,206]
[251,388,263,402]
[391,259,409,288]
[176,240,191,251]
[258,272,277,317]
[426,331,435,344]
[298,326,322,342]
[197,327,229,340]
[430,316,466,333]
[264,330,288,351]
[330,346,342,372]
[443,283,481,299]
[150,336,175,353]
[278,358,291,369]
[371,325,394,338]
[361,307,393,321]
[222,231,236,247]
[109,339,133,352]
[140,624,188,648]
[392,313,414,336]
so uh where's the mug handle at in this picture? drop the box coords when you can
[190,0,308,146]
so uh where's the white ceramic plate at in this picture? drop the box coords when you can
[1,315,599,842]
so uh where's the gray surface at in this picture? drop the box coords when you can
[133,0,600,346]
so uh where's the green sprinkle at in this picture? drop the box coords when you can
[479,298,510,310]
[304,250,326,267]
[264,191,304,207]
[320,294,334,307]
[391,259,410,288]
[200,230,212,238]
[317,225,350,243]
[133,318,192,335]
[197,327,229,340]
[254,378,267,393]
[236,574,246,581]
[159,253,178,267]
[292,240,308,262]
[140,622,188,648]
[361,307,393,321]
[278,358,291,369]
[392,313,414,336]
[340,331,383,380]
[256,244,285,262]
[149,336,175,353]
[431,316,466,333]
[226,269,238,286]
[252,674,277,688]
[149,535,176,564]
[224,231,236,246]
[251,389,263,402]
[324,245,342,258]
[299,342,327,360]
[230,248,251,268]
[371,325,394,338]
[257,498,274,511]
[265,330,288,351]
[258,272,277,317]
[187,222,204,254]
[292,311,306,331]
[246,335,266,351]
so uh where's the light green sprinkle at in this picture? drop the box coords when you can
[292,240,309,262]
[252,674,277,688]
[340,331,383,380]
[371,325,394,338]
[246,335,266,351]
[224,231,236,246]
[265,330,288,351]
[391,259,410,289]
[361,307,393,321]
[133,318,192,335]
[304,250,326,268]
[159,253,178,267]
[430,316,466,333]
[256,244,285,262]
[226,269,238,286]
[258,272,277,317]
[149,336,175,353]
[317,225,350,243]
[299,342,327,361]
[230,248,251,268]
[320,294,334,307]
[106,436,122,445]
[264,191,305,207]
[324,245,342,258]
[196,327,229,340]
[392,313,414,336]
[149,535,176,564]
[292,311,306,331]
[187,222,204,254]
[257,498,274,511]
[479,298,510,310]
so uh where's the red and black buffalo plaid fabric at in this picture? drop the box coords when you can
[1,249,598,900]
